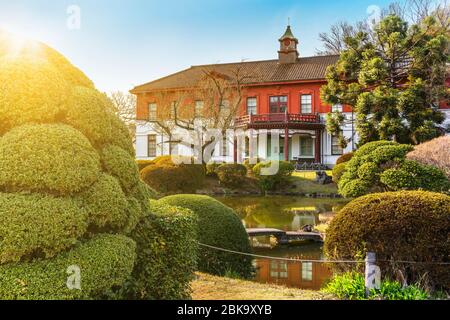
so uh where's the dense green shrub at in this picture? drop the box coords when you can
[0,56,70,135]
[159,195,253,278]
[0,38,152,299]
[0,124,101,195]
[0,31,94,88]
[243,159,261,171]
[0,192,87,264]
[324,272,429,300]
[380,160,450,192]
[206,162,224,177]
[101,144,140,192]
[0,234,136,300]
[338,140,449,198]
[140,162,205,194]
[77,174,129,232]
[64,87,116,148]
[124,201,198,300]
[252,161,294,191]
[216,164,248,188]
[332,163,347,183]
[336,152,354,165]
[137,160,155,172]
[325,191,450,290]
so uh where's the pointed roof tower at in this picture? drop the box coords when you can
[278,25,299,64]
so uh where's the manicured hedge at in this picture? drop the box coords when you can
[137,160,155,172]
[338,140,449,198]
[0,38,154,300]
[216,164,248,188]
[206,162,224,177]
[0,124,101,195]
[78,174,129,233]
[140,162,205,194]
[336,152,354,165]
[0,234,136,300]
[0,31,94,89]
[64,87,116,148]
[0,56,70,135]
[159,195,253,278]
[325,191,450,290]
[0,192,87,264]
[124,201,198,300]
[101,144,140,192]
[332,163,347,184]
[253,161,295,191]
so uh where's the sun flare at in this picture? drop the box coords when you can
[0,28,41,58]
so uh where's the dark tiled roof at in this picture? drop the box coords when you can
[131,55,339,93]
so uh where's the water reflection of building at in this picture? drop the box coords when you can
[255,259,332,290]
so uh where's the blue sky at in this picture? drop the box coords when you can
[0,0,399,92]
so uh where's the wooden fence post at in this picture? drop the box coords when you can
[365,252,381,298]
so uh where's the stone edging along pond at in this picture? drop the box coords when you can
[195,189,343,199]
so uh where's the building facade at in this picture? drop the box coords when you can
[132,26,449,167]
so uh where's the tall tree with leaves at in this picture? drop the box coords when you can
[321,14,449,148]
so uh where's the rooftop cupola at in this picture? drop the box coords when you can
[278,25,299,64]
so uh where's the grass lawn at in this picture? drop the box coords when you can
[290,171,338,194]
[191,273,334,300]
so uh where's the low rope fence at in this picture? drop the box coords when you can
[197,242,450,265]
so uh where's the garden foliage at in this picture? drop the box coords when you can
[159,195,254,278]
[338,140,449,198]
[0,33,153,299]
[252,161,294,191]
[325,191,450,290]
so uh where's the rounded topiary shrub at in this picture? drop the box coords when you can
[0,124,101,195]
[325,191,450,290]
[0,234,136,300]
[0,36,155,299]
[159,195,253,278]
[123,201,198,300]
[0,192,87,264]
[0,56,70,135]
[140,161,205,194]
[338,140,449,198]
[336,152,354,165]
[101,144,140,192]
[216,164,248,188]
[253,161,295,191]
[332,163,347,183]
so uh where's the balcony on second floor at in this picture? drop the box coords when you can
[234,113,324,130]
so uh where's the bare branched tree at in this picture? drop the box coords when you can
[148,64,256,163]
[316,0,449,55]
[109,91,137,141]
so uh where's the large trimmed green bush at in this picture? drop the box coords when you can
[124,201,198,300]
[0,192,87,264]
[338,140,450,198]
[77,174,129,233]
[252,161,294,191]
[332,163,347,183]
[0,124,101,195]
[0,37,158,299]
[336,152,354,165]
[159,195,253,278]
[0,234,136,300]
[140,161,205,194]
[101,144,140,192]
[0,56,70,135]
[325,191,450,290]
[216,164,248,188]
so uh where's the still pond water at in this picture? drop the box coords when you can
[214,196,349,291]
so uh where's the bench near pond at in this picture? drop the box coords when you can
[246,228,324,246]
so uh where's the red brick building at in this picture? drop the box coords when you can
[131,26,450,166]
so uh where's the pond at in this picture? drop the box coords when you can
[214,196,349,291]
